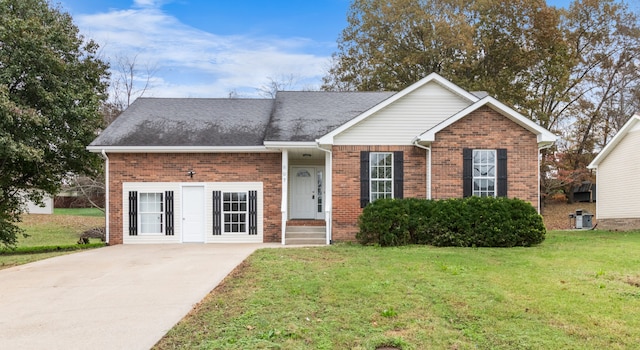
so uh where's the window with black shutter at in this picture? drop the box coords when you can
[128,191,173,236]
[360,151,404,207]
[213,190,257,235]
[463,148,507,198]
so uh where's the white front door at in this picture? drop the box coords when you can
[182,186,205,242]
[291,167,317,219]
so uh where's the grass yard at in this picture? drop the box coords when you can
[155,230,640,350]
[0,209,105,269]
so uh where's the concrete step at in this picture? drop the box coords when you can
[285,237,327,245]
[285,226,326,245]
[285,226,326,234]
[286,232,325,239]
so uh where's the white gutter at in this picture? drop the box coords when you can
[100,150,109,244]
[264,141,318,149]
[317,145,333,245]
[412,139,432,199]
[86,145,276,153]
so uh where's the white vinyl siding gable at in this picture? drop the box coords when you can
[597,127,640,219]
[334,81,473,145]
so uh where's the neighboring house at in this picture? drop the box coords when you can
[87,73,556,245]
[588,113,640,230]
[25,196,54,215]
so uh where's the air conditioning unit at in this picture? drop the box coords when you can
[568,209,593,229]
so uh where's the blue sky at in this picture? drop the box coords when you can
[60,0,574,100]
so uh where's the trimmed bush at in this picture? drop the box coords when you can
[357,197,545,247]
[357,198,410,246]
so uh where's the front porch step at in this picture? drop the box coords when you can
[285,226,326,245]
[286,219,325,226]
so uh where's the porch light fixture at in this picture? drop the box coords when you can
[187,170,196,178]
[302,153,312,157]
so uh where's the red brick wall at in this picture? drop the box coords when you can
[431,106,539,205]
[107,153,281,245]
[330,107,540,242]
[331,145,426,241]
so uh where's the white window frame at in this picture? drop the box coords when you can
[138,192,164,235]
[370,152,394,202]
[472,149,497,197]
[223,191,248,234]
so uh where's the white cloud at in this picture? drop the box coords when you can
[132,0,169,9]
[74,5,330,99]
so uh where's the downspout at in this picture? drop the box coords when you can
[538,143,554,214]
[281,150,288,245]
[412,139,431,199]
[100,150,109,244]
[317,145,332,245]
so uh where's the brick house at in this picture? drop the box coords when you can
[88,73,555,245]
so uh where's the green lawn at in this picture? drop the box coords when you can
[53,207,105,217]
[0,209,105,269]
[155,230,640,350]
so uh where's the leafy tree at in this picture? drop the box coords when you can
[0,0,109,246]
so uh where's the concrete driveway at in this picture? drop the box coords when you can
[0,243,280,349]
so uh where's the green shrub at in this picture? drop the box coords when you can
[357,198,410,246]
[357,197,545,247]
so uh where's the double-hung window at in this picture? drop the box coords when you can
[139,192,164,234]
[472,150,496,197]
[213,190,258,236]
[127,190,174,236]
[463,148,507,198]
[223,192,248,233]
[370,152,394,201]
[360,151,404,207]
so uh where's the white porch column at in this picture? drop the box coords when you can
[324,149,332,244]
[281,150,288,245]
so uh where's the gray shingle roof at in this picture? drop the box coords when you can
[264,91,395,142]
[90,91,396,148]
[89,98,274,147]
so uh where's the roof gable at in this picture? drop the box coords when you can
[417,96,556,146]
[316,73,480,145]
[588,114,640,169]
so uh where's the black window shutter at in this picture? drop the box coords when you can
[128,191,138,236]
[393,151,404,199]
[463,149,473,198]
[360,151,370,208]
[165,191,174,236]
[248,190,258,235]
[497,149,508,197]
[212,191,221,235]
